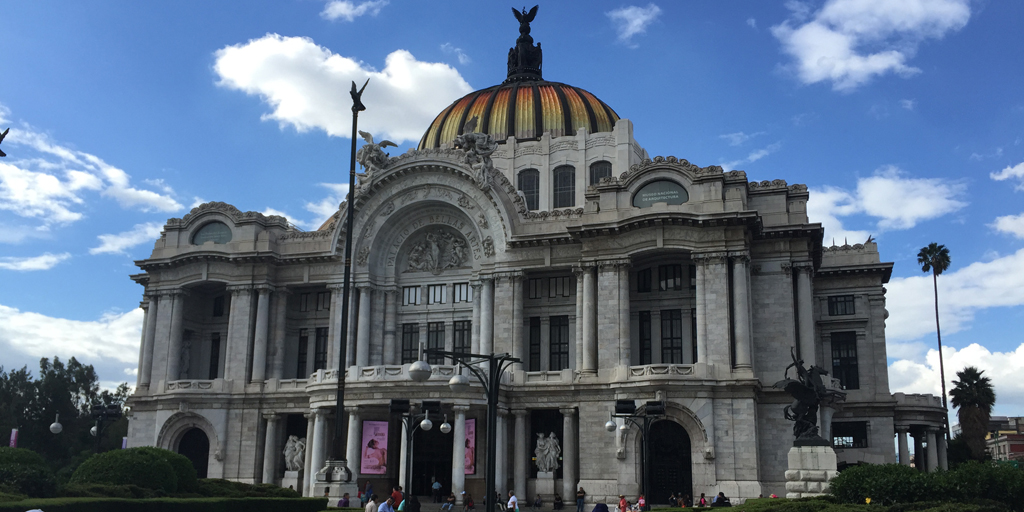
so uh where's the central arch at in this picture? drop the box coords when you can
[177,427,210,478]
[647,420,692,504]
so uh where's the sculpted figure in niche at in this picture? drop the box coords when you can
[283,435,306,472]
[454,116,498,189]
[534,432,561,473]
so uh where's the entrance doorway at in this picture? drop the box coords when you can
[178,427,210,478]
[646,420,692,504]
[412,424,454,497]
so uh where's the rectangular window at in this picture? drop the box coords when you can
[296,328,308,379]
[317,291,331,311]
[832,422,869,449]
[212,296,225,317]
[637,268,652,293]
[590,161,612,185]
[427,322,445,364]
[661,309,684,364]
[528,278,543,299]
[549,316,570,371]
[639,311,652,365]
[518,169,540,211]
[428,284,446,305]
[453,283,472,303]
[553,166,576,208]
[299,293,311,312]
[659,264,683,291]
[401,324,419,364]
[208,333,221,379]
[548,276,571,298]
[529,317,542,371]
[828,295,856,316]
[313,327,328,371]
[454,320,471,354]
[831,331,860,390]
[403,286,421,306]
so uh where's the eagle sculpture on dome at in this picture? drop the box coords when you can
[356,130,396,176]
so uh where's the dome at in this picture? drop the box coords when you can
[417,81,621,150]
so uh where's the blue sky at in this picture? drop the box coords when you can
[1,1,1022,416]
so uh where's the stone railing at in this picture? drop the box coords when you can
[305,364,461,386]
[522,369,573,385]
[166,379,221,392]
[627,364,695,379]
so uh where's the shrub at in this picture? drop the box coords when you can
[69,448,178,493]
[0,447,46,467]
[828,464,938,506]
[60,483,158,499]
[941,462,1024,507]
[0,462,58,498]
[134,447,198,492]
[197,478,300,498]
[0,496,328,512]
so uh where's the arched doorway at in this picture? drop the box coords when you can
[646,420,691,504]
[178,427,210,478]
[412,424,454,497]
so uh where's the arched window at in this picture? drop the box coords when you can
[518,169,540,211]
[589,160,612,185]
[192,222,232,245]
[552,165,575,208]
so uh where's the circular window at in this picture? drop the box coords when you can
[192,222,232,245]
[632,179,688,208]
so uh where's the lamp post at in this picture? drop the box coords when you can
[90,404,123,453]
[390,399,451,494]
[607,400,664,507]
[419,348,520,512]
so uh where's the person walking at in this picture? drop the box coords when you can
[433,480,443,503]
[392,486,405,509]
[618,495,628,512]
[575,488,586,512]
[507,491,519,512]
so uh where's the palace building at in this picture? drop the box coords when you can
[125,8,947,503]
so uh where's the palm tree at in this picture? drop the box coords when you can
[949,366,995,461]
[918,242,951,442]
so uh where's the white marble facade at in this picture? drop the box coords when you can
[124,77,946,502]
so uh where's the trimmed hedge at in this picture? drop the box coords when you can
[197,479,301,498]
[69,447,179,492]
[829,462,1024,511]
[720,497,1010,512]
[0,447,46,467]
[135,447,199,492]
[0,462,57,498]
[0,497,328,512]
[60,483,160,499]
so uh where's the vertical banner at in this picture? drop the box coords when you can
[361,420,389,475]
[8,428,17,448]
[122,437,128,449]
[464,419,476,475]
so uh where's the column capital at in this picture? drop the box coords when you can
[254,284,275,295]
[559,407,576,417]
[152,288,189,298]
[275,287,293,296]
[263,412,281,421]
[727,250,751,262]
[692,251,728,264]
[479,276,495,284]
[493,270,524,283]
[453,405,471,413]
[895,425,910,434]
[512,409,528,418]
[345,406,361,415]
[326,283,346,291]
[226,284,254,294]
[356,283,374,292]
[780,262,793,276]
[470,281,483,291]
[598,259,630,271]
[925,426,940,433]
[793,261,815,274]
[139,301,149,310]
[312,407,328,419]
[572,264,596,276]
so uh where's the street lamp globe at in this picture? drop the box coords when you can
[619,424,628,433]
[604,419,616,432]
[448,373,471,393]
[409,360,432,382]
[90,425,98,437]
[50,413,63,435]
[440,421,452,434]
[420,418,434,431]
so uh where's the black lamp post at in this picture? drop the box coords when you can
[390,399,451,494]
[90,404,123,453]
[607,400,664,508]
[419,349,519,512]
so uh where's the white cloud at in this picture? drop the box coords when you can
[991,213,1024,239]
[747,18,757,29]
[991,161,1024,191]
[900,99,916,110]
[885,248,1024,343]
[607,4,662,47]
[213,34,473,144]
[89,222,164,255]
[772,0,971,91]
[889,343,1024,416]
[0,252,71,271]
[808,166,966,242]
[320,0,388,22]
[305,183,349,227]
[0,162,99,224]
[720,142,782,171]
[0,304,143,365]
[719,131,765,146]
[440,43,471,65]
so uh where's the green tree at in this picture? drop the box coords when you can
[949,366,996,461]
[918,242,952,441]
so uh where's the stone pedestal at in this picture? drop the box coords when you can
[785,446,838,499]
[536,472,555,497]
[312,460,359,505]
[282,470,302,494]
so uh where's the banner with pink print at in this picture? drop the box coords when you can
[361,420,389,475]
[464,419,476,474]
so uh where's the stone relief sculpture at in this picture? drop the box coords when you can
[405,229,469,274]
[284,435,306,472]
[482,236,495,257]
[454,116,498,189]
[774,348,845,446]
[534,432,561,472]
[356,131,396,176]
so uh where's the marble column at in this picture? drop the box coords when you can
[346,407,362,483]
[347,287,358,368]
[926,428,939,472]
[270,289,290,380]
[356,286,372,367]
[383,288,398,365]
[618,264,631,368]
[513,410,527,502]
[140,296,158,387]
[496,410,507,492]
[452,406,468,502]
[303,411,315,496]
[512,276,524,372]
[166,291,186,381]
[561,408,577,504]
[251,287,272,382]
[225,286,254,382]
[308,409,326,497]
[820,405,835,442]
[694,259,707,364]
[896,427,910,466]
[327,285,343,370]
[938,433,948,471]
[581,266,597,373]
[262,413,280,484]
[574,268,584,369]
[731,255,752,369]
[481,278,495,356]
[471,282,482,354]
[136,302,149,389]
[795,264,816,366]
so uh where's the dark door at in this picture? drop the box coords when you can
[178,427,210,478]
[646,420,691,505]
[412,424,454,496]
